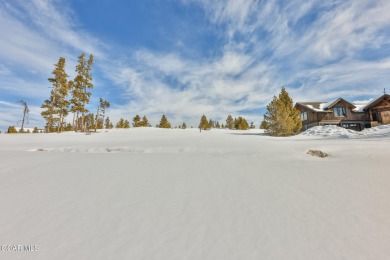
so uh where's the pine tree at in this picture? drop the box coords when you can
[226,115,234,129]
[124,120,130,128]
[65,123,73,131]
[33,127,39,133]
[158,115,171,128]
[141,115,150,127]
[84,113,95,130]
[208,119,213,128]
[215,121,220,128]
[105,117,113,129]
[41,57,70,133]
[234,117,249,130]
[96,119,103,129]
[182,122,187,129]
[116,118,125,128]
[260,119,268,129]
[199,115,210,130]
[41,98,54,132]
[250,122,255,129]
[262,87,302,136]
[94,98,110,131]
[133,114,141,127]
[71,53,94,131]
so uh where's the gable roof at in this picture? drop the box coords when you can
[322,98,356,110]
[296,98,371,113]
[362,94,390,111]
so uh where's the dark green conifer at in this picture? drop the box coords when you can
[41,57,70,133]
[124,120,130,128]
[199,115,210,130]
[262,87,302,136]
[133,114,141,127]
[226,115,234,129]
[158,115,171,128]
[116,118,125,128]
[71,53,94,131]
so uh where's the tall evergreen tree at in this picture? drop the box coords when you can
[71,53,94,131]
[262,87,302,136]
[215,121,220,128]
[41,57,70,132]
[182,122,187,129]
[208,119,214,128]
[226,115,234,129]
[141,115,150,127]
[133,114,141,127]
[234,117,249,130]
[95,98,110,131]
[124,119,130,128]
[158,115,171,128]
[84,113,95,130]
[116,118,125,128]
[199,115,210,130]
[105,117,113,129]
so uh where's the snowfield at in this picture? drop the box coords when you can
[1,126,390,259]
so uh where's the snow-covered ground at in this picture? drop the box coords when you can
[1,126,390,259]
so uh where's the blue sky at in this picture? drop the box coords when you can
[1,0,390,131]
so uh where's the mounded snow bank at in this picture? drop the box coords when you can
[301,124,390,138]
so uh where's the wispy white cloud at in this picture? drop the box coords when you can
[0,100,42,129]
[0,0,108,130]
[1,0,390,130]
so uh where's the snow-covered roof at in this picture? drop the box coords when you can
[296,102,328,112]
[322,98,356,110]
[321,99,339,110]
[352,100,372,112]
[296,95,386,113]
[360,94,390,111]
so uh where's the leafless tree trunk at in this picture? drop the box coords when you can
[19,100,30,132]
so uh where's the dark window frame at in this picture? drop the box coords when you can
[333,106,346,117]
[300,112,308,121]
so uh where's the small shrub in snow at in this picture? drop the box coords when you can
[307,150,328,158]
[7,126,17,133]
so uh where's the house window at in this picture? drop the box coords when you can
[299,112,307,121]
[333,107,346,117]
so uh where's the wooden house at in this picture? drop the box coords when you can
[362,94,390,126]
[295,98,371,131]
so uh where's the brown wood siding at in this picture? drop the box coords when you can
[380,110,390,124]
[295,104,321,125]
[322,100,370,121]
[366,97,390,124]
